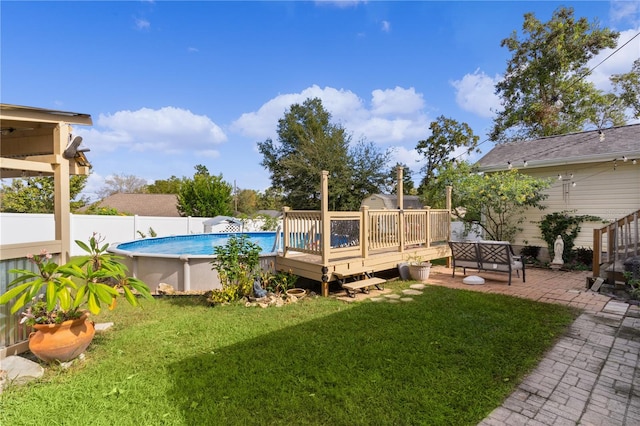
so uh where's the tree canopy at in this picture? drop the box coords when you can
[454,168,552,242]
[177,165,233,217]
[258,97,390,211]
[97,173,149,199]
[0,175,88,213]
[491,7,622,142]
[416,116,479,193]
[146,176,183,194]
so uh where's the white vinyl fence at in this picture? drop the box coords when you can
[0,213,256,256]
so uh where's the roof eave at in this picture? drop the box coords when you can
[478,150,640,172]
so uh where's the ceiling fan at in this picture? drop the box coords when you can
[63,136,91,167]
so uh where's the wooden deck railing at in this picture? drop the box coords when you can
[593,209,640,277]
[282,206,450,262]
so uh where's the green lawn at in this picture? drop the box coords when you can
[0,284,577,425]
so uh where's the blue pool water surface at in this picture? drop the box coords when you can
[114,232,279,256]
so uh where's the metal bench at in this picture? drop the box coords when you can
[448,241,525,285]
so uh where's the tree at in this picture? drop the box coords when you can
[146,176,183,194]
[611,58,640,120]
[257,187,285,211]
[388,163,416,195]
[177,165,233,217]
[420,160,478,210]
[258,98,353,210]
[454,169,552,242]
[97,173,148,198]
[341,141,392,210]
[0,175,88,213]
[235,189,260,215]
[416,116,479,191]
[491,7,620,142]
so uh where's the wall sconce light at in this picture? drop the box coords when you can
[557,174,562,180]
[507,161,513,169]
[633,159,638,165]
[622,156,628,162]
[572,182,576,187]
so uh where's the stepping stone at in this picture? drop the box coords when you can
[463,275,485,285]
[370,297,386,303]
[400,297,414,302]
[402,289,423,296]
[385,294,401,300]
[95,322,114,332]
[387,299,400,304]
[603,300,629,316]
[1,356,44,390]
[410,284,426,290]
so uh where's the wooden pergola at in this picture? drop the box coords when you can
[0,104,93,262]
[1,104,93,357]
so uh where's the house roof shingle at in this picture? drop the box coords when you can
[476,124,640,172]
[95,193,181,217]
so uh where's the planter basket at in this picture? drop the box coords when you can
[409,263,431,282]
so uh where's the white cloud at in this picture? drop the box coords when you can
[83,171,105,202]
[79,107,227,155]
[610,1,640,26]
[381,20,391,32]
[231,85,430,145]
[315,0,366,8]
[451,69,501,118]
[586,28,640,91]
[135,18,150,31]
[371,87,424,116]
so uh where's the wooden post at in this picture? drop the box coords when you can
[397,166,405,253]
[593,228,601,277]
[361,205,369,259]
[282,206,290,256]
[446,185,452,264]
[396,165,404,210]
[320,171,330,296]
[53,124,72,262]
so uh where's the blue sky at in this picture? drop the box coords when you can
[2,1,639,201]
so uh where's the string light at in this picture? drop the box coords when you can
[599,130,605,142]
[507,161,513,169]
[623,156,628,162]
[523,160,528,167]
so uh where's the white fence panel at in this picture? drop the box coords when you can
[0,213,214,256]
[0,213,55,245]
[73,215,136,248]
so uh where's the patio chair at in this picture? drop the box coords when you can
[476,241,525,286]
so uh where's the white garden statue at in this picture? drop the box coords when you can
[551,235,564,269]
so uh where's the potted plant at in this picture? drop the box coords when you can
[0,233,153,363]
[407,254,432,282]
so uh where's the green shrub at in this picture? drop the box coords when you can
[209,235,261,304]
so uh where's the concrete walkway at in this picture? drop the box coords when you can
[426,266,640,426]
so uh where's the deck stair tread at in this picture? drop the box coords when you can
[342,277,386,290]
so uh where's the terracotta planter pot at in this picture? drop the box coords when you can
[285,288,306,298]
[29,314,95,363]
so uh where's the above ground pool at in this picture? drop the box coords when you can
[112,232,280,256]
[108,232,280,293]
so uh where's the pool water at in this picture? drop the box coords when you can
[114,232,279,256]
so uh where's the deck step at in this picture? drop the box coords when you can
[342,277,385,291]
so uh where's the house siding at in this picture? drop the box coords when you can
[511,161,640,250]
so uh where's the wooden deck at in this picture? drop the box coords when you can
[273,172,453,295]
[276,243,451,284]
